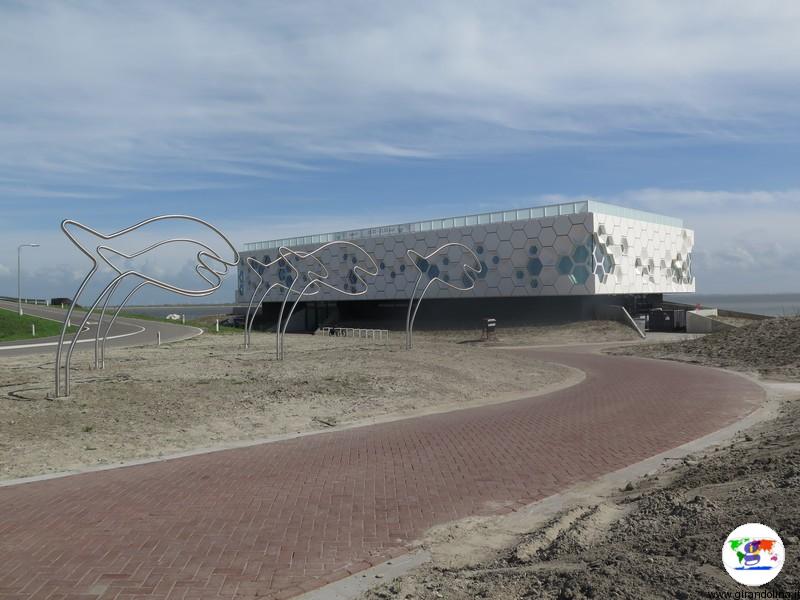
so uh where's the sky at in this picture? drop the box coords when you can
[1,0,799,303]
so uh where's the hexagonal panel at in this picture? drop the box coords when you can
[539,227,557,247]
[553,217,571,236]
[572,244,590,264]
[527,257,543,276]
[497,223,514,240]
[539,267,558,286]
[523,221,542,237]
[497,278,515,295]
[554,235,573,255]
[509,230,527,249]
[484,232,500,252]
[539,246,558,266]
[570,264,590,285]
[568,224,588,244]
[496,240,513,259]
[424,232,439,247]
[554,276,573,294]
[557,255,574,275]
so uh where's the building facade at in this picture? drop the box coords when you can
[237,200,694,308]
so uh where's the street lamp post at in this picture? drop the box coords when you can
[17,243,40,316]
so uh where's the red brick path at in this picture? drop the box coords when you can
[0,348,762,599]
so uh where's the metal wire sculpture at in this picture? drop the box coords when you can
[242,252,323,349]
[54,215,240,397]
[405,243,482,350]
[276,241,379,359]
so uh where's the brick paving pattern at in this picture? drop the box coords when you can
[0,348,763,599]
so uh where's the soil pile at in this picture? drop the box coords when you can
[616,317,800,380]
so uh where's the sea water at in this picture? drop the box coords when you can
[664,293,800,317]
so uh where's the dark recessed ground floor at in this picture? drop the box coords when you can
[238,294,667,333]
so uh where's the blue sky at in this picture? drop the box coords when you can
[1,1,800,303]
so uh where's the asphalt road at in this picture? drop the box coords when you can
[0,300,203,358]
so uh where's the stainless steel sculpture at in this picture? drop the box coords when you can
[54,215,240,397]
[276,241,378,359]
[405,243,482,350]
[242,253,323,349]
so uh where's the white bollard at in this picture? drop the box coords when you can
[31,324,36,337]
[215,319,219,332]
[157,331,161,346]
[181,314,185,325]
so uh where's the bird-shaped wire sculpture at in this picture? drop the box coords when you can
[54,215,239,397]
[242,252,324,349]
[405,243,482,350]
[276,241,378,359]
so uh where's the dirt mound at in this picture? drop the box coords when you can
[616,317,800,380]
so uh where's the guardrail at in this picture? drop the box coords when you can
[0,296,50,305]
[320,327,390,342]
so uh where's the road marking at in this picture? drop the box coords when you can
[0,324,145,351]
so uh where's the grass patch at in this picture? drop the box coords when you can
[0,309,76,342]
[118,312,240,335]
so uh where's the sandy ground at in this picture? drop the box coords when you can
[362,320,800,600]
[415,320,638,346]
[0,323,637,481]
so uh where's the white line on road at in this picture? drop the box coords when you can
[0,324,146,351]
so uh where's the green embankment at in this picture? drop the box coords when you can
[0,310,76,342]
[119,312,239,335]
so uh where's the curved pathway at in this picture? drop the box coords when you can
[0,345,763,599]
[0,300,202,358]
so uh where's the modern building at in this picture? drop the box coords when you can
[237,200,694,329]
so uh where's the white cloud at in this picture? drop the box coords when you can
[1,1,799,192]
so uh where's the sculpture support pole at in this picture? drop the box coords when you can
[54,266,97,398]
[405,276,422,350]
[63,273,127,396]
[101,280,147,368]
[279,281,318,359]
[244,280,262,349]
[408,278,436,349]
[276,280,297,361]
[95,278,124,369]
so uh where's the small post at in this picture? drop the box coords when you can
[31,323,36,337]
[215,319,219,332]
[157,331,161,345]
[61,303,65,309]
[181,314,185,325]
